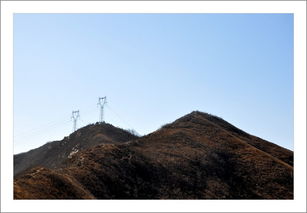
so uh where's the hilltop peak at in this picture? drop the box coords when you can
[15,110,293,199]
[68,122,132,138]
[14,122,138,176]
[161,110,220,129]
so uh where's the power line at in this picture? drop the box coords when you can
[14,119,71,139]
[105,103,136,132]
[15,104,97,139]
[14,97,140,151]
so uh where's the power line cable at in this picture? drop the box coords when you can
[15,117,70,136]
[105,103,137,132]
[14,119,71,139]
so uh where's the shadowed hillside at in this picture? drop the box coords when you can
[14,122,138,176]
[14,111,293,199]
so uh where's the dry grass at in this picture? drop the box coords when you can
[14,111,293,199]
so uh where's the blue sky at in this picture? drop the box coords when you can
[13,14,293,154]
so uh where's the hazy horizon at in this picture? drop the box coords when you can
[14,13,293,154]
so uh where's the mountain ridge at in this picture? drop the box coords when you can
[14,111,293,199]
[164,111,292,166]
[14,122,138,176]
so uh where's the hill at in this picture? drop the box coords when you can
[14,122,138,176]
[14,111,293,199]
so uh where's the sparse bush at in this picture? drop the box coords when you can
[126,129,141,137]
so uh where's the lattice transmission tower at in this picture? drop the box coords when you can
[71,110,80,132]
[97,97,107,123]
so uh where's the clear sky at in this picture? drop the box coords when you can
[13,13,293,154]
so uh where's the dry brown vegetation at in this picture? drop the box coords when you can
[14,111,293,199]
[14,122,138,176]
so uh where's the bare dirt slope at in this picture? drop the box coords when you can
[14,111,293,199]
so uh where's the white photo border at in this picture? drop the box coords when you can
[1,1,306,212]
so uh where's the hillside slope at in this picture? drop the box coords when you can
[14,123,138,176]
[14,111,293,199]
[168,111,293,166]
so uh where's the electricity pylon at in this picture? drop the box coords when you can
[97,97,107,123]
[71,110,80,132]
